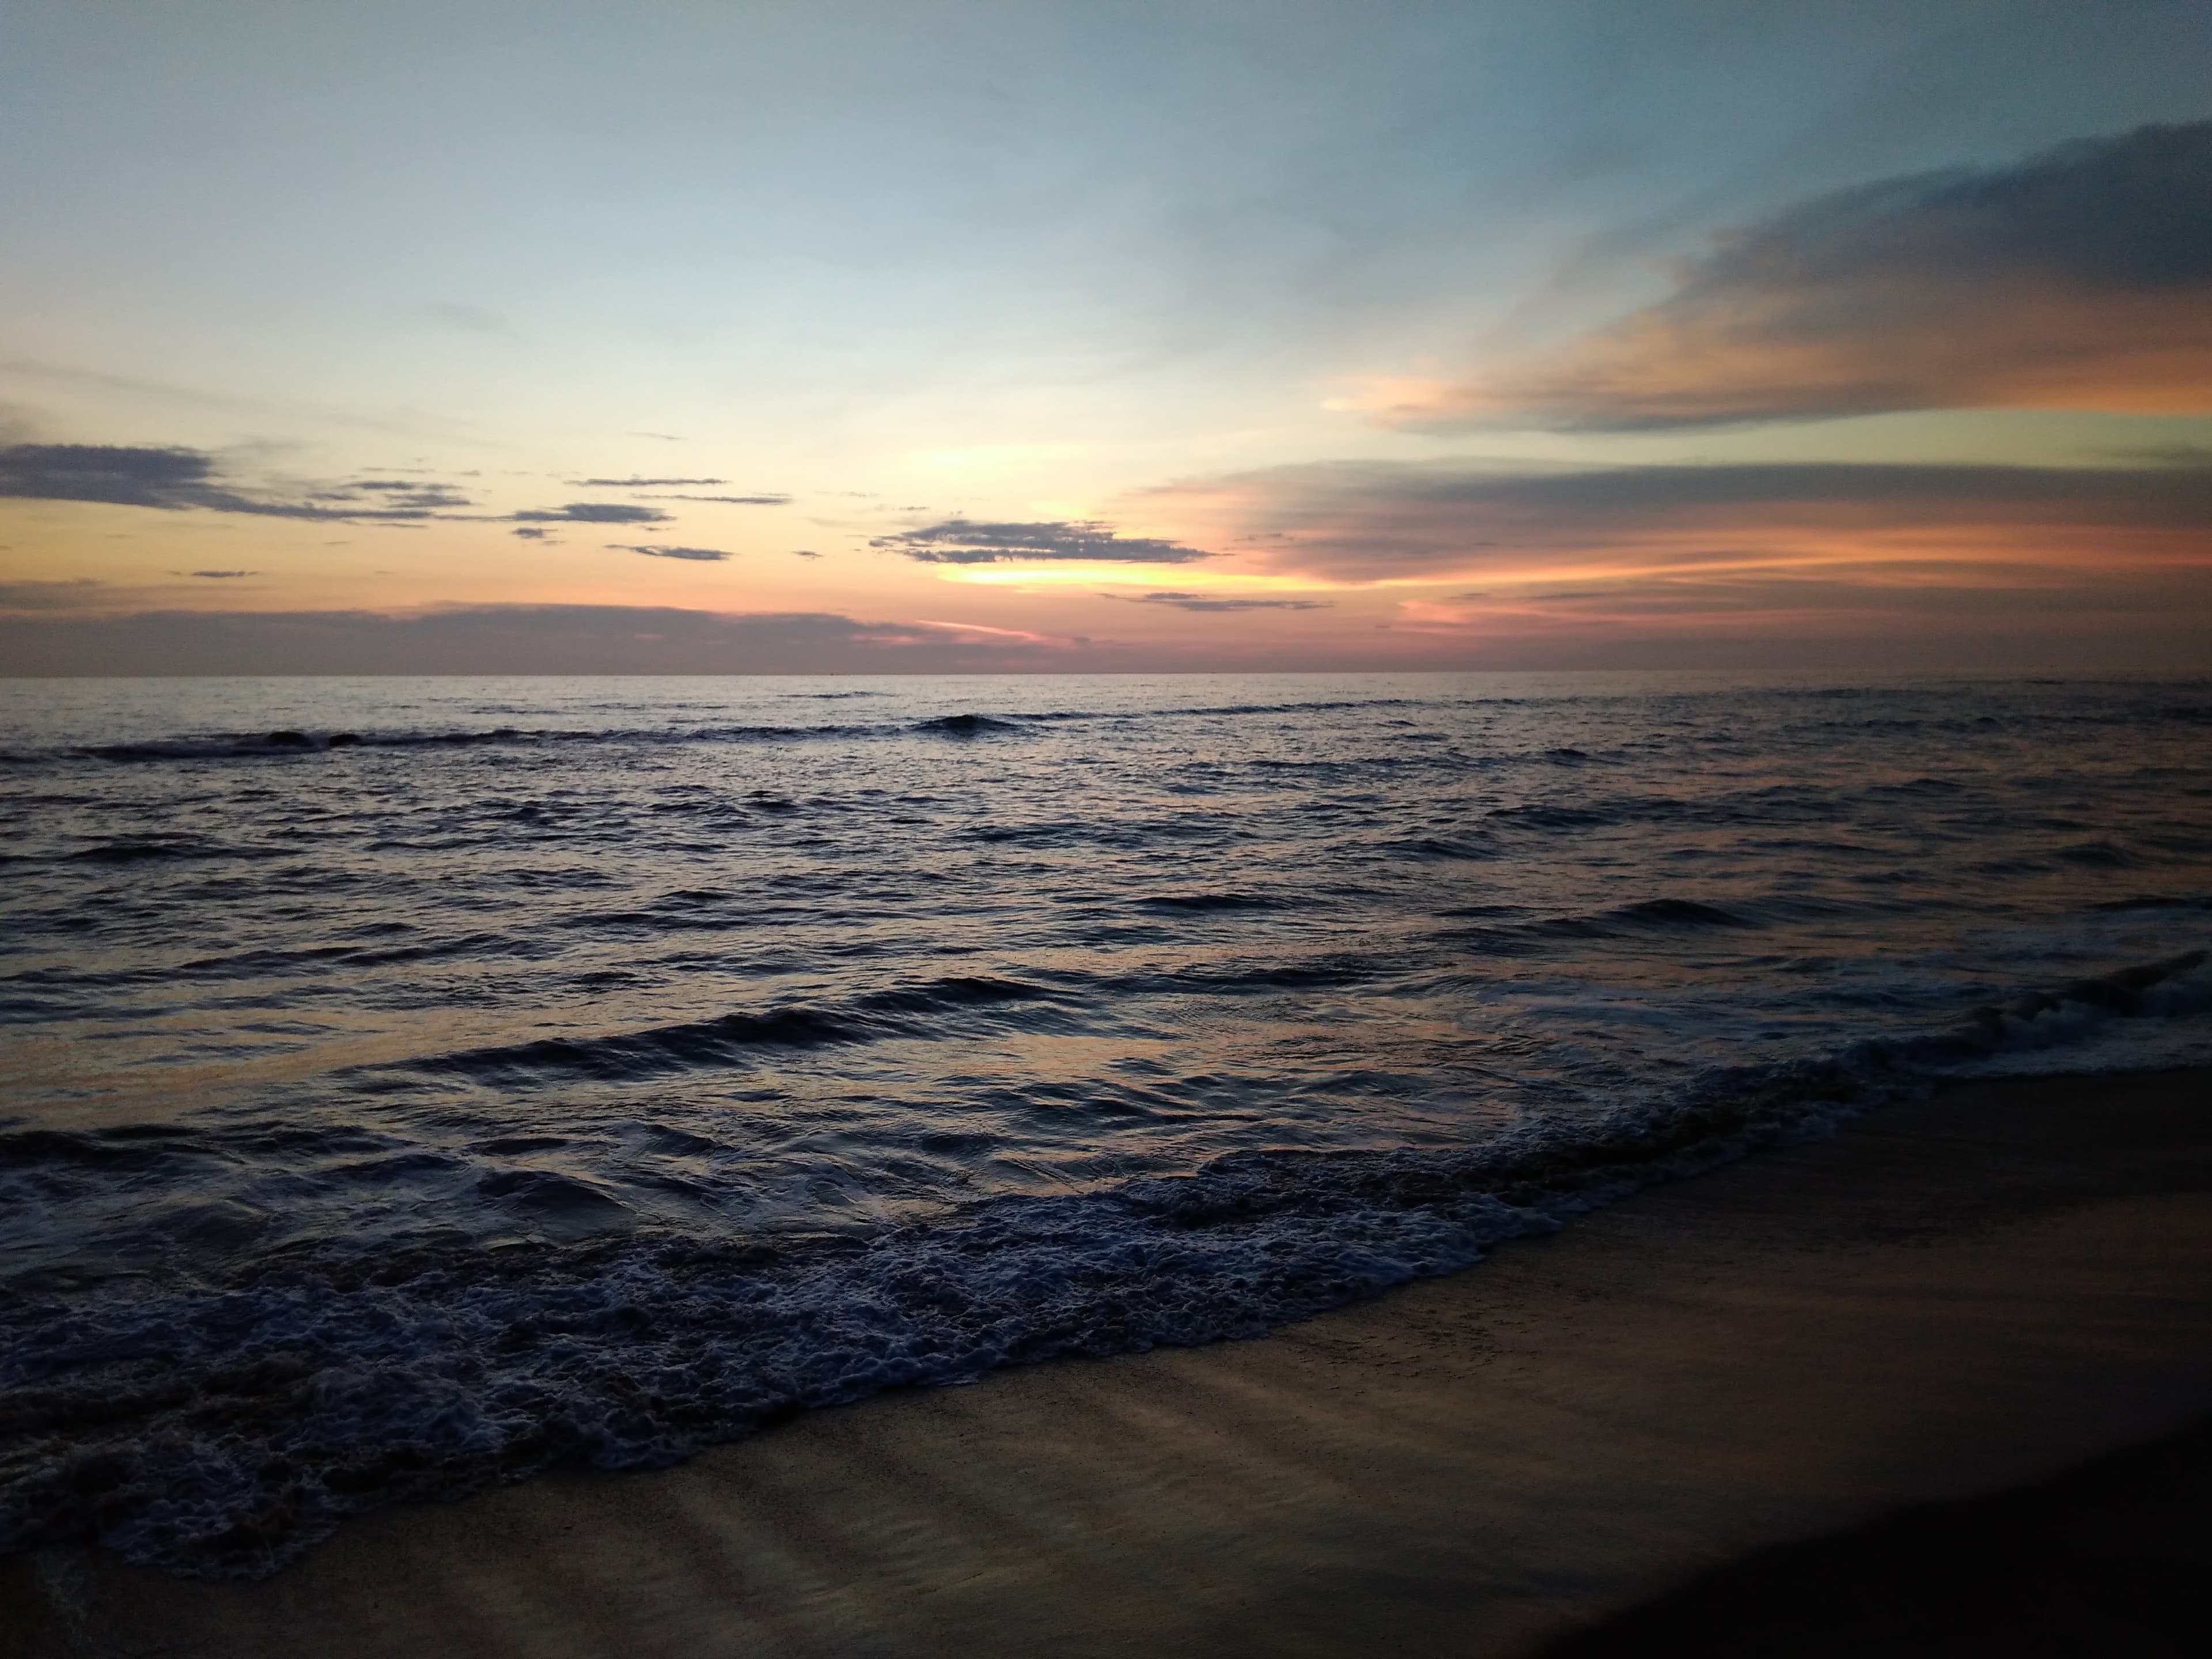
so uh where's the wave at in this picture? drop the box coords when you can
[1880,950,2207,1065]
[1100,953,1384,994]
[395,975,1058,1083]
[1429,896,1755,949]
[1139,891,1284,912]
[63,835,271,865]
[1611,897,1756,929]
[1387,835,1499,861]
[20,681,2211,770]
[74,722,894,762]
[54,715,1040,763]
[16,696,1580,767]
[914,712,1021,736]
[0,1124,210,1171]
[0,952,2205,1577]
[51,714,1042,762]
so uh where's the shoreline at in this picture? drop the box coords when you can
[8,1065,2212,1657]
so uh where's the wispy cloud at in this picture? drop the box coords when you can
[607,543,732,562]
[1116,590,1332,612]
[874,518,1213,565]
[316,479,474,511]
[1369,121,2212,430]
[637,493,791,506]
[181,569,256,578]
[570,476,727,487]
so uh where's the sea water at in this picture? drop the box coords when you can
[3,672,2208,1573]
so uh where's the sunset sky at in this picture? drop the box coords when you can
[4,1,2209,673]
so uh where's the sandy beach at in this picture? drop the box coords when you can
[7,1065,2210,1658]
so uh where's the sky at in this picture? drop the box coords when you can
[3,0,2210,674]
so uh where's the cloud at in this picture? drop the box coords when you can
[1141,456,2212,593]
[873,518,1213,565]
[0,444,463,521]
[1116,590,1333,612]
[638,493,791,506]
[509,502,670,524]
[511,527,555,540]
[315,479,474,510]
[2,444,252,511]
[182,570,256,578]
[570,477,727,487]
[607,543,732,562]
[791,549,821,559]
[1377,121,2212,430]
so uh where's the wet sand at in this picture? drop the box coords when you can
[7,1067,2211,1658]
[1533,1409,2212,1657]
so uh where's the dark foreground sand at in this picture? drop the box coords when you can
[7,1067,2211,1659]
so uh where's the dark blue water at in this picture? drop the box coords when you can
[3,673,2209,1575]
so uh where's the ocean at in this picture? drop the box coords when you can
[3,672,2208,1577]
